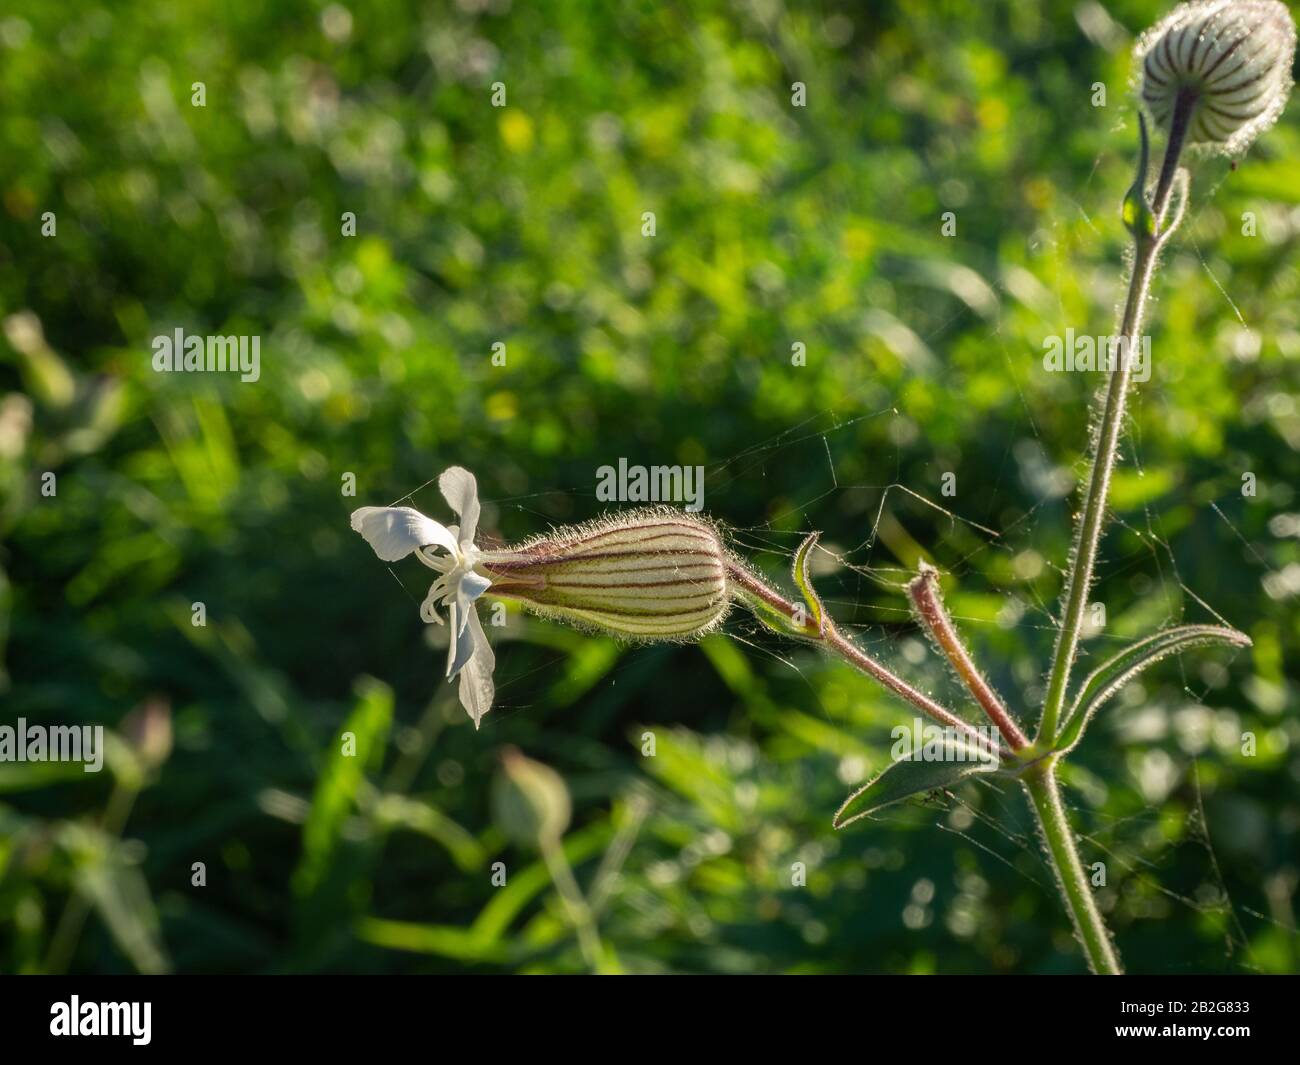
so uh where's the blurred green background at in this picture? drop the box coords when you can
[1,0,1297,975]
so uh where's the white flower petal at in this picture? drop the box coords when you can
[350,506,458,561]
[458,570,493,613]
[446,601,477,678]
[455,585,483,642]
[456,609,495,728]
[439,467,481,544]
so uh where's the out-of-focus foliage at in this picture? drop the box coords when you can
[0,0,1297,974]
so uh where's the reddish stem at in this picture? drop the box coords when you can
[907,565,1028,750]
[726,558,991,748]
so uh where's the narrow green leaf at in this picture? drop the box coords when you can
[833,743,1000,829]
[470,823,609,943]
[1122,112,1156,240]
[1122,190,1155,239]
[731,585,805,639]
[77,854,171,974]
[792,531,824,633]
[356,916,510,963]
[57,824,170,974]
[370,792,486,872]
[1056,624,1251,754]
[293,676,393,898]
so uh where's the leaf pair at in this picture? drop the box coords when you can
[833,623,1251,829]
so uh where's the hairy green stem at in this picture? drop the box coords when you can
[1038,97,1191,746]
[1024,763,1122,974]
[1029,98,1193,975]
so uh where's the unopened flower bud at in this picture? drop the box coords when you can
[1137,0,1296,155]
[121,698,172,772]
[492,747,571,847]
[478,510,731,640]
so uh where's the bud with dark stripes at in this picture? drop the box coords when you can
[478,509,731,640]
[1137,0,1296,155]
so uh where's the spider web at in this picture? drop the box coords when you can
[377,119,1292,972]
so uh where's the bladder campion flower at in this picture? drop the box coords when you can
[1137,0,1296,155]
[351,467,729,727]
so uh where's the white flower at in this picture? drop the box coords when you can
[1137,0,1297,155]
[350,467,496,728]
[351,468,733,729]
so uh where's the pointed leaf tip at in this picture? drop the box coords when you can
[792,531,825,635]
[833,739,1000,830]
[1123,113,1156,240]
[1056,624,1251,754]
